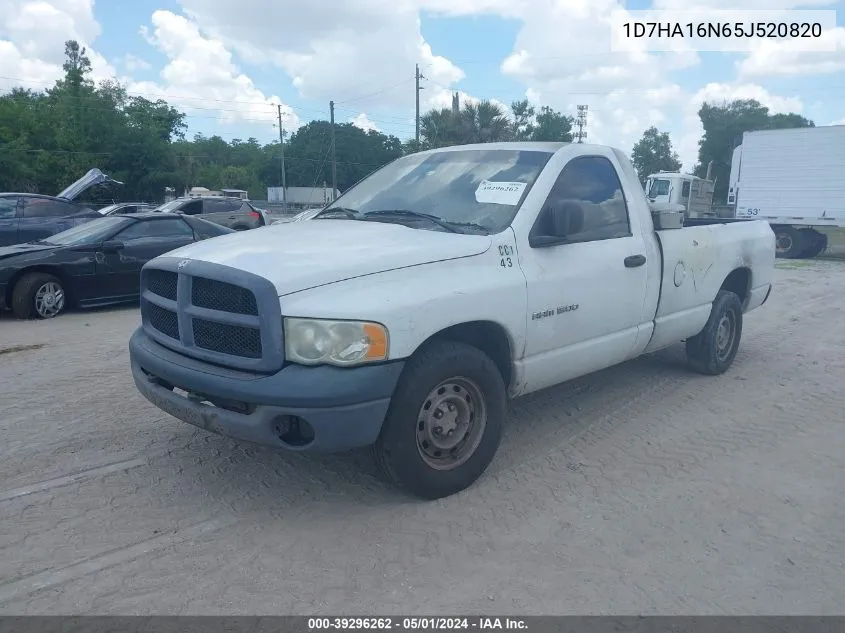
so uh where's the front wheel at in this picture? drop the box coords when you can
[11,272,66,319]
[373,341,506,500]
[685,290,743,375]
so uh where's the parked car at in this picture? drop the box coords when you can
[0,212,233,319]
[98,202,157,215]
[0,169,123,247]
[129,141,776,500]
[156,196,268,230]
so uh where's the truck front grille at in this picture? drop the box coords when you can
[139,258,284,372]
[192,318,262,358]
[191,276,258,315]
[147,302,179,339]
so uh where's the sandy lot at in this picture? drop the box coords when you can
[0,260,843,615]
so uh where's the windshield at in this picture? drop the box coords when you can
[322,148,553,234]
[42,216,133,246]
[648,179,670,197]
[156,199,186,213]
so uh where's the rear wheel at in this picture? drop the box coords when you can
[373,341,506,500]
[686,290,743,375]
[11,272,66,320]
[773,226,806,259]
[798,229,827,258]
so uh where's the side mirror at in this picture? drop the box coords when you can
[530,203,584,247]
[100,240,124,252]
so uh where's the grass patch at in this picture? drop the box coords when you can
[776,260,817,269]
[0,343,46,356]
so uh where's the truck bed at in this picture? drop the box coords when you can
[644,219,775,354]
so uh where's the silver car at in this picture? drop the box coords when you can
[157,196,268,231]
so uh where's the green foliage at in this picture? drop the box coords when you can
[0,39,403,202]
[631,126,682,185]
[419,99,573,148]
[696,99,813,202]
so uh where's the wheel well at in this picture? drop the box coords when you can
[421,321,513,389]
[5,266,71,307]
[720,267,750,307]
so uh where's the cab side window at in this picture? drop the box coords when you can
[537,156,631,243]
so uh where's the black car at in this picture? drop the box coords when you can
[0,212,234,319]
[0,168,123,247]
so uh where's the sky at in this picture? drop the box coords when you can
[1,0,844,171]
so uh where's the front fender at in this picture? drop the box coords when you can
[278,251,528,361]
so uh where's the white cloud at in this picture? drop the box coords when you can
[350,113,379,132]
[495,0,695,163]
[131,10,300,132]
[0,0,114,91]
[176,0,465,114]
[121,53,152,72]
[737,27,845,77]
[831,118,845,125]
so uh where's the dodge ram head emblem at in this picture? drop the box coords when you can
[177,259,190,269]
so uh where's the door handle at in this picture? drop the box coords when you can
[624,254,646,268]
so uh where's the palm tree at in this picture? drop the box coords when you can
[459,100,512,144]
[419,99,512,148]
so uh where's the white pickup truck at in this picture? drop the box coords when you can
[129,142,775,499]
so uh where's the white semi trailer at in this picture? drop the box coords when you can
[728,125,845,258]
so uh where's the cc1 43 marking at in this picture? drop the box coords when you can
[498,243,514,268]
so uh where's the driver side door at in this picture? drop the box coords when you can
[518,154,653,393]
[95,217,196,301]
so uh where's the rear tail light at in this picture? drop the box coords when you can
[249,210,263,224]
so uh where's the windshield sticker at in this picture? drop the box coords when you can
[475,181,527,205]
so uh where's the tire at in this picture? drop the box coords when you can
[798,229,826,258]
[685,290,743,376]
[773,226,806,259]
[372,341,506,500]
[11,272,66,320]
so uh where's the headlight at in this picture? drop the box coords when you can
[283,318,389,367]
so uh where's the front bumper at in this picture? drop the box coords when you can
[129,327,404,453]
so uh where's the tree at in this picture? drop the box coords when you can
[419,99,512,148]
[532,106,574,142]
[695,99,814,202]
[284,121,403,191]
[631,126,682,185]
[510,99,535,140]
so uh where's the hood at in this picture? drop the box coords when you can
[57,168,124,201]
[163,219,492,296]
[0,242,60,263]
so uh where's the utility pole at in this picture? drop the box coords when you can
[415,64,425,146]
[575,105,588,143]
[329,100,337,201]
[277,104,287,210]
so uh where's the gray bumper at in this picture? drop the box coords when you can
[129,327,404,453]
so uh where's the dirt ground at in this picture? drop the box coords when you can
[0,260,843,615]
